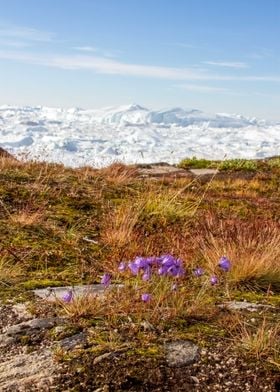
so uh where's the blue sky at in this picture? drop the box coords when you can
[0,0,279,119]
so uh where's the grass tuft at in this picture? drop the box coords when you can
[233,317,280,364]
[200,222,280,290]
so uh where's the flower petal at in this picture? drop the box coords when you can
[218,256,231,272]
[101,273,111,286]
[141,293,151,302]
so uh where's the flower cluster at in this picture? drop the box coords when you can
[124,254,185,280]
[63,254,232,304]
[102,254,185,303]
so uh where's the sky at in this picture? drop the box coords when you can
[0,0,279,119]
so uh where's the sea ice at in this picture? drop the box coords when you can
[0,104,279,167]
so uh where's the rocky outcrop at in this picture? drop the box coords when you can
[0,348,56,391]
[0,147,16,160]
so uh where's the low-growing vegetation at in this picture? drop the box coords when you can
[178,155,280,172]
[0,155,279,389]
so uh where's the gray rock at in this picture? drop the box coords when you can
[4,317,63,336]
[58,332,88,351]
[189,168,219,176]
[0,147,16,160]
[11,303,33,321]
[0,334,15,348]
[137,164,190,178]
[0,348,57,391]
[165,340,200,367]
[33,284,121,302]
[219,301,274,312]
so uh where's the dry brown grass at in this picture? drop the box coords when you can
[58,292,105,319]
[99,162,137,185]
[233,316,280,365]
[140,188,198,224]
[208,178,274,199]
[9,208,45,226]
[0,255,22,285]
[0,156,22,170]
[101,203,143,248]
[57,275,217,328]
[199,221,280,289]
[100,184,197,258]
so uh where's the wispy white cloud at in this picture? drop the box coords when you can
[0,50,208,78]
[73,46,98,53]
[0,24,55,43]
[0,50,279,83]
[73,45,122,58]
[203,61,249,69]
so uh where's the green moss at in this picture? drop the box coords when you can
[178,157,216,169]
[20,279,64,290]
[49,325,82,341]
[0,286,34,303]
[233,290,280,306]
[219,159,258,172]
[187,322,225,337]
[267,156,280,169]
[20,335,32,345]
[178,157,260,172]
[215,198,253,218]
[128,345,163,359]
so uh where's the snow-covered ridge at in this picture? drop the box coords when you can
[0,104,279,167]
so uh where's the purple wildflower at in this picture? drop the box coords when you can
[135,256,151,269]
[210,275,218,285]
[62,290,73,303]
[141,293,151,302]
[158,255,184,277]
[101,273,111,287]
[218,256,231,272]
[161,254,176,267]
[142,266,152,281]
[128,261,139,275]
[168,263,185,278]
[193,267,204,277]
[127,254,185,280]
[158,254,174,276]
[118,262,126,272]
[128,256,151,275]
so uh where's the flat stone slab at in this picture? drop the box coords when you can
[219,301,274,312]
[4,318,62,336]
[165,340,200,367]
[189,168,219,176]
[137,163,191,178]
[33,284,120,302]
